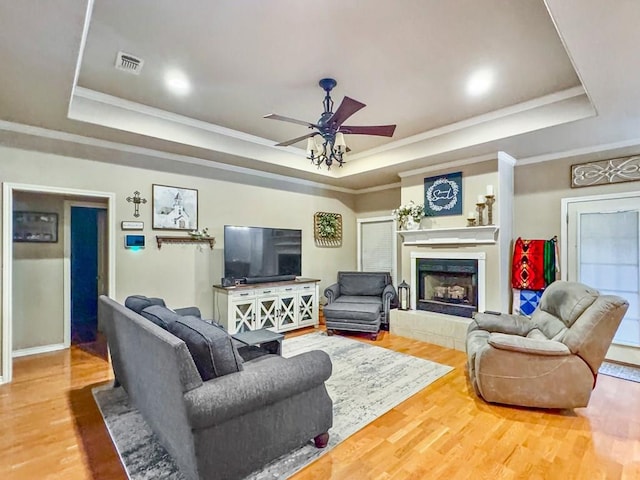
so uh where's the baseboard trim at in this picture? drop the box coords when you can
[12,343,67,358]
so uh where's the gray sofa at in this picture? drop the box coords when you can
[466,281,629,409]
[324,271,397,339]
[99,295,333,480]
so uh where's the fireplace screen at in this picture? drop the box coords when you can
[416,258,478,318]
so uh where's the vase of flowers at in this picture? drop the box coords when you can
[392,201,425,230]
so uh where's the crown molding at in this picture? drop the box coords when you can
[73,87,298,153]
[0,120,357,194]
[516,137,640,166]
[348,86,586,161]
[397,153,497,178]
[353,182,401,195]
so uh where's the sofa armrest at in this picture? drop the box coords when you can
[382,284,397,315]
[488,332,571,356]
[184,350,332,429]
[324,283,340,304]
[174,306,201,318]
[469,312,536,337]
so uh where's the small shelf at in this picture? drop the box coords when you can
[399,225,499,246]
[156,236,215,250]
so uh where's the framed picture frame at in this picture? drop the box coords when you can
[314,212,343,247]
[152,184,198,231]
[13,211,59,243]
[424,171,463,216]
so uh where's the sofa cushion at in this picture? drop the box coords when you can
[334,295,383,306]
[140,305,181,329]
[323,302,381,322]
[338,272,388,296]
[124,295,166,314]
[168,316,243,380]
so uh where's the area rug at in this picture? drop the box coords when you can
[93,332,453,479]
[599,361,640,383]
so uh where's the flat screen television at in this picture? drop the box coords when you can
[224,225,302,282]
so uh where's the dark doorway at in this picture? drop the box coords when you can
[71,207,101,344]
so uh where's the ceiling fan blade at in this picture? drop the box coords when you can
[339,124,397,137]
[264,113,318,128]
[275,132,315,147]
[328,96,366,128]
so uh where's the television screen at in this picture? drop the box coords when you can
[224,225,302,280]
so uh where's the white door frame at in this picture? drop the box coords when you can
[64,200,109,348]
[560,190,640,281]
[356,215,398,286]
[561,190,640,365]
[2,183,116,384]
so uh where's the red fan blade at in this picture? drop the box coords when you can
[328,96,366,128]
[264,113,318,129]
[275,132,315,147]
[339,124,397,137]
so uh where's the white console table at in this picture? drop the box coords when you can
[213,278,320,334]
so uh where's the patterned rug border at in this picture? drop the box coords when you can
[599,361,640,383]
[93,332,454,479]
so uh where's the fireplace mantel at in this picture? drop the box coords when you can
[399,225,499,246]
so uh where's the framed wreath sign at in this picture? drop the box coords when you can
[424,171,463,217]
[314,212,342,247]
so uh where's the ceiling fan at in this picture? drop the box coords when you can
[264,78,396,169]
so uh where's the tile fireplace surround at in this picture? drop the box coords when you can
[390,251,486,351]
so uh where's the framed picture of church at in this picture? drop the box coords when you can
[152,184,198,231]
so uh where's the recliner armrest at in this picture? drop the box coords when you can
[184,350,332,429]
[488,332,571,356]
[324,283,340,304]
[174,306,201,318]
[470,312,536,337]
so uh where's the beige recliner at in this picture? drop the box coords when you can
[466,281,629,409]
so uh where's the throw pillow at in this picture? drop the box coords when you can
[168,316,244,381]
[339,272,387,296]
[125,295,166,314]
[140,305,181,329]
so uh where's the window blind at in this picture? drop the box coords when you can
[360,219,395,282]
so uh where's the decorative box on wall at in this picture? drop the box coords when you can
[213,278,320,334]
[314,212,342,247]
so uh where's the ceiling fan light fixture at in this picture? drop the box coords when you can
[306,136,319,155]
[265,77,396,170]
[334,132,347,153]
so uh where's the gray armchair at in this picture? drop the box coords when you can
[466,281,629,409]
[323,271,397,340]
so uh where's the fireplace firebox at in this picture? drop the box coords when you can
[416,258,478,318]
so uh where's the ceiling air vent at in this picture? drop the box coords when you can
[115,51,144,75]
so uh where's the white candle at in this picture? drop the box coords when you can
[468,211,475,219]
[486,185,494,195]
[477,195,485,204]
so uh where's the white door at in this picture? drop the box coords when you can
[564,193,640,365]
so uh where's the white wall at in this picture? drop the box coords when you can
[0,145,358,369]
[12,192,65,350]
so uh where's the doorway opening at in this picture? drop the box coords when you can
[70,205,108,345]
[2,183,115,384]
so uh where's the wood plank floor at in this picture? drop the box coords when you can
[1,329,639,479]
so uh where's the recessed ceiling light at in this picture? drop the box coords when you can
[466,69,494,97]
[164,69,191,96]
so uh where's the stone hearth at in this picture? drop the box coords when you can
[389,309,471,351]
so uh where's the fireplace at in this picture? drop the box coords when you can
[410,251,486,318]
